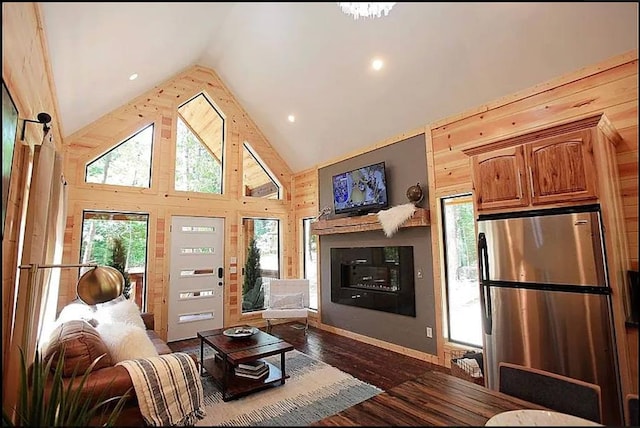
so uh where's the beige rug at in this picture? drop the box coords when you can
[196,349,382,426]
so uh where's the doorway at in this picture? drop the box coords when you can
[168,216,224,341]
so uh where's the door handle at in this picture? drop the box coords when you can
[218,267,223,278]
[478,233,493,335]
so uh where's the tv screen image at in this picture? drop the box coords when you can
[332,162,388,215]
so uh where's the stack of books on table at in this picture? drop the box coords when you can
[234,359,268,380]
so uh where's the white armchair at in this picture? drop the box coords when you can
[262,279,310,334]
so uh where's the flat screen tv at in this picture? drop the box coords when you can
[332,161,388,216]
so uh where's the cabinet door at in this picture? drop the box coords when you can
[526,130,597,206]
[472,145,529,212]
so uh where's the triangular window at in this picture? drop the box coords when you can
[85,124,153,187]
[175,93,224,194]
[243,142,281,199]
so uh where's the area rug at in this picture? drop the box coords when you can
[194,349,382,426]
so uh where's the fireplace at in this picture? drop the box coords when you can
[330,246,416,317]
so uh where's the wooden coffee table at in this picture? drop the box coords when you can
[197,327,294,401]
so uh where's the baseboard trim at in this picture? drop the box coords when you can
[318,322,442,366]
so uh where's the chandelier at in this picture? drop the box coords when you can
[338,3,396,20]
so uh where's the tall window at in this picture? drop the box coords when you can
[241,217,280,313]
[175,93,224,194]
[242,141,281,199]
[303,218,318,310]
[80,211,149,310]
[442,194,481,347]
[85,124,153,188]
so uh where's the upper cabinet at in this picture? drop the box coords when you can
[464,115,611,214]
[526,129,597,206]
[472,145,529,211]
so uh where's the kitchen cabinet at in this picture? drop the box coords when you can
[527,129,597,206]
[464,113,634,408]
[466,118,600,213]
[472,145,529,211]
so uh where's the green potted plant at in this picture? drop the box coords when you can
[242,237,264,311]
[108,237,131,299]
[2,348,129,427]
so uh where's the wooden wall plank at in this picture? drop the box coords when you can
[430,51,638,129]
[2,2,67,415]
[60,65,295,336]
[431,69,637,153]
[3,3,638,404]
[428,52,638,394]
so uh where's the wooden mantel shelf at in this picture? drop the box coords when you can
[310,207,430,236]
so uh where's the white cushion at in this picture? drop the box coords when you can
[95,297,145,330]
[57,299,97,323]
[262,308,308,319]
[96,322,158,363]
[270,292,305,309]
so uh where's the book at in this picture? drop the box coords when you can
[235,364,268,376]
[235,367,269,380]
[237,359,267,371]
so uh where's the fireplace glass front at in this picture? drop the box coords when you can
[330,246,415,317]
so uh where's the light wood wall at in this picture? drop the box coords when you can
[290,167,319,323]
[3,0,638,402]
[1,2,66,414]
[60,65,295,339]
[290,51,638,390]
[426,51,638,393]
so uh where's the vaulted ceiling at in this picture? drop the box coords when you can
[40,2,638,173]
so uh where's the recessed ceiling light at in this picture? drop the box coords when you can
[129,73,138,81]
[371,59,384,71]
[288,115,296,123]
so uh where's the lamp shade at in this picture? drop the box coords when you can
[76,266,124,305]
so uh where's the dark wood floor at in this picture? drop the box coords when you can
[167,322,448,392]
[168,323,542,426]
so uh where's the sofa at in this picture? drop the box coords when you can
[43,302,174,426]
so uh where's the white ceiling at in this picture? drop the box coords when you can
[40,2,638,173]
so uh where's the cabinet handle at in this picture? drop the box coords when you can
[528,166,535,198]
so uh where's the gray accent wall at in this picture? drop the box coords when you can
[317,134,437,355]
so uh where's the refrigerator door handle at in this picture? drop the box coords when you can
[478,232,493,335]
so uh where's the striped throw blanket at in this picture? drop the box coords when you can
[118,353,206,426]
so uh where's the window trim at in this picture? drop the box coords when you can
[441,193,481,348]
[84,123,154,189]
[240,216,282,314]
[79,209,150,311]
[302,217,318,310]
[242,141,282,200]
[175,92,226,195]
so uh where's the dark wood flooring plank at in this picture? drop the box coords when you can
[168,323,440,391]
[169,323,543,426]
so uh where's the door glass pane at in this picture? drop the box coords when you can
[80,211,149,310]
[303,218,318,310]
[442,195,481,347]
[241,218,280,313]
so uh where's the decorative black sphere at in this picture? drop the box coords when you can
[406,183,424,204]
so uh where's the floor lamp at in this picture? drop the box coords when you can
[16,263,124,358]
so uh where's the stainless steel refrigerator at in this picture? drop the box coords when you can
[477,205,623,425]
